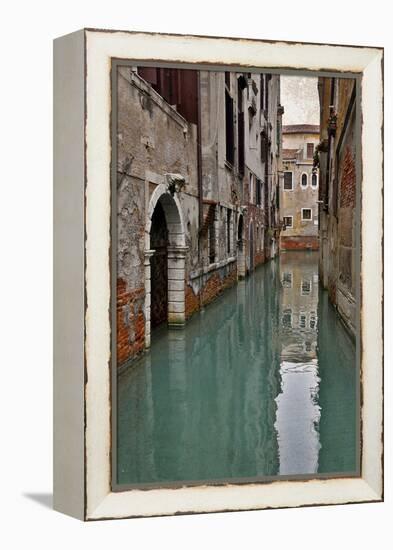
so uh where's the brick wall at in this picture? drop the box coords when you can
[117,278,146,366]
[280,236,319,250]
[339,147,356,209]
[185,263,237,319]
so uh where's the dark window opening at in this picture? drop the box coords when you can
[256,179,262,206]
[137,67,198,125]
[208,210,216,264]
[225,91,234,165]
[227,209,232,254]
[284,172,293,190]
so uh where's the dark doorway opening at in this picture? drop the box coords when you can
[150,201,169,329]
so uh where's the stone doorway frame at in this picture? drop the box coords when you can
[144,182,187,348]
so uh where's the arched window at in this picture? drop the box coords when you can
[301,173,308,188]
[311,173,318,188]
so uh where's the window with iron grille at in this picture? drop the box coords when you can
[301,208,312,221]
[283,172,293,190]
[283,216,293,228]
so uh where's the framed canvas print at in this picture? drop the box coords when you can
[53,29,384,520]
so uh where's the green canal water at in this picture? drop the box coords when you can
[117,251,358,486]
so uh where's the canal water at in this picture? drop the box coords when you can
[117,251,358,486]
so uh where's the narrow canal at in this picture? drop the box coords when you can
[117,251,358,486]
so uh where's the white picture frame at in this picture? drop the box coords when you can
[53,28,383,521]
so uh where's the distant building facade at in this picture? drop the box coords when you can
[117,66,283,367]
[317,77,357,337]
[280,124,320,250]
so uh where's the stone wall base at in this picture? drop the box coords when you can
[185,262,237,320]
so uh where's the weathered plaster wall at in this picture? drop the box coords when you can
[318,77,357,337]
[117,68,198,366]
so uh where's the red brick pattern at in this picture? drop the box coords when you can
[185,284,200,319]
[340,147,356,208]
[185,264,237,319]
[117,278,145,366]
[255,251,265,267]
[280,236,319,250]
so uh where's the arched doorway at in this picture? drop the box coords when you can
[150,201,169,328]
[145,184,187,348]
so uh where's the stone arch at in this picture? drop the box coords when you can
[144,184,187,348]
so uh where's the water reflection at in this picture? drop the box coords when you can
[275,253,321,475]
[117,251,357,485]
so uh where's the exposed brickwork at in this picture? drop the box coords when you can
[185,263,237,319]
[255,251,266,267]
[339,147,356,208]
[185,284,200,319]
[280,236,319,250]
[117,278,146,367]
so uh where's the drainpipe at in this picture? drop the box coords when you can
[196,71,204,310]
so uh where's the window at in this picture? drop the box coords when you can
[301,279,311,295]
[227,209,232,254]
[310,312,317,330]
[256,179,262,206]
[225,90,234,165]
[283,171,293,190]
[304,341,312,352]
[260,131,268,162]
[283,216,293,229]
[282,309,292,328]
[301,173,308,188]
[208,208,216,264]
[311,173,318,188]
[301,208,312,221]
[299,313,307,329]
[307,143,314,159]
[249,173,254,203]
[282,272,292,288]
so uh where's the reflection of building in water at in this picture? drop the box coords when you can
[117,259,282,484]
[275,251,321,475]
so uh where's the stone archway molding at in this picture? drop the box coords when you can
[144,179,188,348]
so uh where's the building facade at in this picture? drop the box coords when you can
[117,66,283,368]
[280,124,320,250]
[317,77,357,337]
